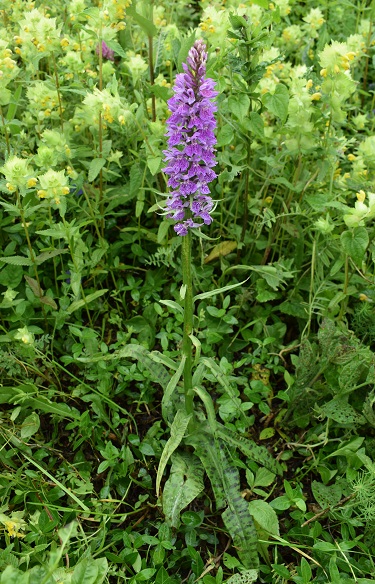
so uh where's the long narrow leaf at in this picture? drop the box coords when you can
[156,409,191,496]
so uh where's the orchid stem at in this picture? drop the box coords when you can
[182,230,194,417]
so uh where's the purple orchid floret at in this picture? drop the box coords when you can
[96,41,115,62]
[162,39,218,236]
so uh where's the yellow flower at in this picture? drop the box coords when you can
[357,190,366,202]
[27,177,37,188]
[311,92,321,100]
[37,189,47,198]
[347,154,356,161]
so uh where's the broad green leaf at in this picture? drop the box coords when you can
[147,155,162,176]
[217,125,234,147]
[340,227,369,265]
[219,443,259,569]
[88,158,106,182]
[248,500,279,537]
[72,557,108,584]
[262,84,289,122]
[156,409,191,495]
[0,566,31,584]
[162,452,204,527]
[311,481,342,509]
[66,289,108,313]
[228,94,250,120]
[20,413,40,439]
[188,432,227,509]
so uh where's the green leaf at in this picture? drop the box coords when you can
[248,500,279,537]
[161,355,186,422]
[217,125,234,147]
[71,557,108,584]
[35,248,68,265]
[162,452,204,527]
[187,432,227,509]
[219,444,259,569]
[177,32,196,72]
[66,289,108,313]
[262,84,289,122]
[0,256,33,266]
[311,481,342,509]
[147,155,162,176]
[156,409,191,495]
[20,412,40,439]
[194,278,249,302]
[88,158,106,182]
[225,571,259,584]
[105,39,127,58]
[216,424,282,476]
[228,94,250,120]
[246,112,264,138]
[127,6,158,37]
[340,227,369,265]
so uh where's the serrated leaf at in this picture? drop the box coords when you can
[156,409,191,495]
[0,256,33,266]
[35,248,68,265]
[204,241,237,263]
[340,227,369,265]
[88,158,106,182]
[105,39,127,58]
[262,84,289,122]
[66,289,108,313]
[162,452,204,527]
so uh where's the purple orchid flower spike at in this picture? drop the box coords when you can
[96,41,115,62]
[163,39,218,236]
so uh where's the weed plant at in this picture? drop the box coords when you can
[2,0,375,582]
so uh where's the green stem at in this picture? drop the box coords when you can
[182,231,194,416]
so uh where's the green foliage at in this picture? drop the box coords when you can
[1,0,375,581]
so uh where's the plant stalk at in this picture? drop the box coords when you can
[182,230,194,416]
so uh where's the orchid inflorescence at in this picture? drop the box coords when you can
[163,39,218,236]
